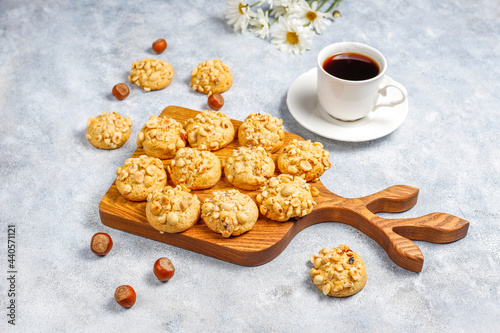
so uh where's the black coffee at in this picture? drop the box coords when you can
[323,53,380,81]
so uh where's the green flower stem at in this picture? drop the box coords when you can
[317,0,329,11]
[325,0,342,13]
[250,0,262,8]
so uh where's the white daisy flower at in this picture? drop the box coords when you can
[249,8,271,39]
[270,16,315,54]
[270,0,303,17]
[225,0,255,33]
[290,1,332,34]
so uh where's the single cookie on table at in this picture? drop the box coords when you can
[238,113,285,153]
[136,115,187,159]
[255,174,316,222]
[146,185,201,233]
[184,110,235,151]
[116,155,167,201]
[222,146,275,190]
[86,111,132,149]
[310,245,367,297]
[201,189,259,238]
[277,139,332,182]
[128,58,174,92]
[190,59,232,95]
[167,148,221,190]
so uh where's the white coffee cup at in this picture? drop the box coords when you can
[317,42,406,121]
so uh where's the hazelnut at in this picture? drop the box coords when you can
[112,83,130,100]
[90,233,113,256]
[207,93,224,111]
[152,38,167,54]
[153,257,175,281]
[114,285,136,308]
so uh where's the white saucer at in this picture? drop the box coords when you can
[286,68,408,142]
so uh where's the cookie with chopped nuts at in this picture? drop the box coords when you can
[190,59,232,95]
[255,174,316,222]
[223,146,275,190]
[184,110,235,151]
[167,148,221,190]
[238,113,285,153]
[277,139,332,182]
[201,189,258,237]
[86,111,132,149]
[128,58,174,92]
[137,115,187,159]
[116,155,167,201]
[146,185,201,233]
[310,245,367,297]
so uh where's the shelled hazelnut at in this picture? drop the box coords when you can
[90,233,113,256]
[153,257,175,281]
[207,93,224,110]
[112,83,130,100]
[152,38,167,54]
[114,285,136,308]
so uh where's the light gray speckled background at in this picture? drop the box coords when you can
[1,0,499,332]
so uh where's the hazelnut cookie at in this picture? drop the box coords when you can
[86,111,132,149]
[201,189,259,238]
[146,185,201,233]
[184,110,235,151]
[116,155,167,201]
[190,59,232,95]
[137,115,187,159]
[128,58,174,91]
[223,146,275,190]
[310,245,367,297]
[277,139,332,182]
[255,174,316,222]
[238,113,285,153]
[167,148,221,190]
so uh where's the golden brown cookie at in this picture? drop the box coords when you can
[128,58,174,91]
[189,59,232,95]
[201,189,259,237]
[255,174,316,222]
[136,115,187,159]
[310,245,367,297]
[86,112,132,149]
[167,148,221,190]
[146,185,201,233]
[238,113,285,153]
[277,139,332,182]
[184,110,235,151]
[223,146,275,190]
[116,155,167,201]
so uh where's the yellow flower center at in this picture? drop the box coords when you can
[238,3,245,15]
[286,32,299,45]
[306,11,317,21]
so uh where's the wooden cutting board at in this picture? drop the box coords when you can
[99,106,469,272]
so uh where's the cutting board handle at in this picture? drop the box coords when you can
[310,185,469,272]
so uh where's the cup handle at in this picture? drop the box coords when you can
[373,82,407,111]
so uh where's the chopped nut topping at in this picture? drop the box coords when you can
[86,112,132,150]
[115,155,166,201]
[189,59,231,95]
[201,189,258,238]
[137,115,186,159]
[238,113,285,153]
[256,174,316,222]
[277,139,332,182]
[184,110,235,151]
[309,245,365,297]
[128,58,174,91]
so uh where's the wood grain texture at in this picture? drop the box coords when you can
[99,106,469,272]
